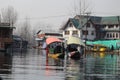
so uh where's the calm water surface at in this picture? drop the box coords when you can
[0,49,120,80]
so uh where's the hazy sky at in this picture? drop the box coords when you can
[0,0,120,29]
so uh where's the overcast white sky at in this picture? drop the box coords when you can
[0,0,120,29]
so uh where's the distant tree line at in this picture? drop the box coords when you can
[0,6,56,47]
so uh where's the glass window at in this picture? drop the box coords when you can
[113,33,115,38]
[108,25,113,28]
[116,33,118,38]
[65,31,69,35]
[91,31,94,35]
[116,25,118,28]
[72,30,78,35]
[107,33,109,38]
[86,23,90,27]
[82,30,88,35]
[69,23,73,27]
[110,33,112,38]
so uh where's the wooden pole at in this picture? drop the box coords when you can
[20,38,22,53]
[118,16,120,53]
[64,39,67,72]
[84,12,90,56]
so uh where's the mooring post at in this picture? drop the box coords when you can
[64,39,67,72]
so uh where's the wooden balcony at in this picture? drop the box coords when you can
[0,38,13,43]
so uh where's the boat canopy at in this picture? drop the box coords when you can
[46,37,62,45]
[67,36,85,46]
[86,40,120,50]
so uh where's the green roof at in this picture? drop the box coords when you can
[101,16,119,24]
[62,15,120,30]
[70,18,88,29]
[70,18,79,28]
[90,16,101,24]
[79,18,88,28]
[74,15,120,24]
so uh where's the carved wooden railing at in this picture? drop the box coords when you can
[0,38,13,43]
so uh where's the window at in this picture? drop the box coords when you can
[116,25,118,28]
[72,30,78,37]
[86,23,90,28]
[82,30,88,35]
[65,31,69,35]
[110,33,112,38]
[113,33,115,38]
[91,31,94,35]
[69,23,73,27]
[72,30,78,35]
[116,33,118,38]
[107,33,109,38]
[108,25,113,28]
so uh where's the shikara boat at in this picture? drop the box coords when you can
[66,36,85,59]
[46,36,85,60]
[45,37,64,59]
[90,44,110,52]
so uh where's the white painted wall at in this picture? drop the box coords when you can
[62,22,96,40]
[81,24,96,40]
[63,25,81,39]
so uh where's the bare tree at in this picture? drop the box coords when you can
[73,0,92,25]
[73,0,91,16]
[79,0,90,15]
[1,6,18,26]
[20,17,31,41]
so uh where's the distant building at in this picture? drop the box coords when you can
[95,16,120,40]
[12,35,28,52]
[35,30,63,48]
[0,23,15,52]
[60,16,96,41]
[60,15,120,40]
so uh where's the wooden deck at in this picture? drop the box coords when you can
[0,38,13,43]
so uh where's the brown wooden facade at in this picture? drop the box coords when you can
[0,23,15,51]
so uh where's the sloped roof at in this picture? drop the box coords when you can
[90,16,102,24]
[71,18,95,29]
[0,23,15,29]
[101,16,119,24]
[79,18,88,28]
[70,18,79,28]
[74,15,120,24]
[61,18,89,30]
[60,15,120,30]
[74,15,102,24]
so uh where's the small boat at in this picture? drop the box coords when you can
[48,43,65,59]
[90,44,110,52]
[45,37,65,59]
[66,36,85,59]
[46,36,85,60]
[48,53,60,59]
[48,53,65,59]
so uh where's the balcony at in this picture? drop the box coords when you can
[0,38,13,43]
[101,28,120,32]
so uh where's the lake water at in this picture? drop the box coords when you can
[0,49,120,80]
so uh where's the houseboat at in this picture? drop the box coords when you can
[12,35,28,52]
[0,23,15,52]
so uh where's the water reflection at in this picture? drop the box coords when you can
[0,50,120,80]
[65,59,80,80]
[63,52,120,80]
[0,52,12,74]
[45,57,64,71]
